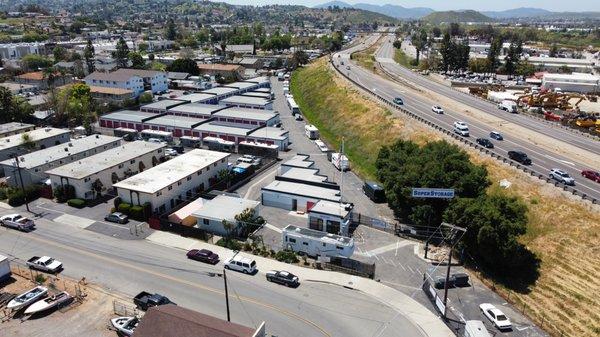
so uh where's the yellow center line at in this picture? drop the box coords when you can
[9,230,332,337]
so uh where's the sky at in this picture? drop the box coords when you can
[215,0,600,12]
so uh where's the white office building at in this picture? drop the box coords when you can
[0,128,71,162]
[114,149,230,214]
[193,195,260,236]
[46,141,165,200]
[0,135,121,187]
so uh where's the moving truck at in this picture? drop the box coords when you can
[331,152,350,171]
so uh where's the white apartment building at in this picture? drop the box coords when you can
[0,127,71,162]
[46,141,166,200]
[0,135,121,187]
[113,149,230,215]
[84,72,145,97]
[0,42,46,60]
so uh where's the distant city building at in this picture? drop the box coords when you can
[15,71,72,90]
[85,68,167,97]
[197,63,245,80]
[542,72,600,94]
[0,42,46,60]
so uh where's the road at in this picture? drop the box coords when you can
[334,34,600,202]
[0,209,424,337]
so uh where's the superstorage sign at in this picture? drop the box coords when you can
[411,188,455,199]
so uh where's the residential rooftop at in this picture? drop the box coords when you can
[113,149,229,194]
[192,195,259,222]
[0,134,121,169]
[197,63,243,72]
[0,128,71,152]
[45,141,164,179]
[88,85,133,95]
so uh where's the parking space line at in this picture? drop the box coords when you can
[398,263,406,271]
[388,260,396,267]
[406,265,414,274]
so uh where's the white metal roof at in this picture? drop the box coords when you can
[45,141,165,179]
[247,127,288,141]
[262,180,341,202]
[0,122,34,135]
[220,95,271,106]
[0,128,70,152]
[144,115,205,129]
[113,149,229,194]
[282,154,313,168]
[141,99,186,110]
[214,108,278,121]
[192,195,259,222]
[193,122,256,136]
[168,103,224,116]
[100,110,158,123]
[279,167,327,183]
[309,200,351,218]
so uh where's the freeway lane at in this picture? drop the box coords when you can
[0,214,424,337]
[334,35,600,202]
[376,37,600,155]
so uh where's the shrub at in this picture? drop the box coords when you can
[7,189,25,206]
[54,184,75,203]
[110,207,116,213]
[34,274,46,284]
[215,238,242,251]
[113,196,122,209]
[129,205,145,221]
[274,250,299,264]
[67,198,86,208]
[118,202,131,215]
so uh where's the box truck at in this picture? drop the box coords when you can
[331,152,350,171]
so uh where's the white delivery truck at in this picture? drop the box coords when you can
[0,254,11,283]
[497,100,517,113]
[331,152,350,171]
[305,125,319,140]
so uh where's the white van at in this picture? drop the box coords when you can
[453,121,470,137]
[464,320,492,337]
[224,255,257,274]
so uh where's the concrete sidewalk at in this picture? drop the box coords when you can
[146,231,454,337]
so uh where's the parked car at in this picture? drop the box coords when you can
[393,97,404,105]
[315,140,329,152]
[224,255,257,274]
[165,148,178,157]
[453,121,470,137]
[27,256,62,273]
[549,168,575,185]
[476,138,494,148]
[147,138,163,143]
[346,65,351,70]
[294,114,303,121]
[452,273,470,287]
[581,170,600,183]
[489,131,503,140]
[266,270,300,287]
[133,291,175,311]
[434,276,454,289]
[479,303,512,330]
[363,181,385,203]
[186,249,219,264]
[105,212,129,224]
[508,150,531,165]
[431,105,444,114]
[0,214,35,231]
[239,154,261,166]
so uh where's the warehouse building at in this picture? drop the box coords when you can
[201,87,240,101]
[167,103,227,119]
[212,108,280,126]
[223,81,262,94]
[526,56,595,73]
[261,180,341,212]
[143,115,206,138]
[280,154,315,170]
[140,99,187,113]
[542,72,600,94]
[192,121,256,143]
[171,93,218,104]
[219,95,273,110]
[99,110,164,130]
[244,76,270,88]
[114,149,230,214]
[242,91,273,100]
[0,127,71,162]
[193,195,260,236]
[46,141,165,200]
[246,127,289,150]
[278,167,328,183]
[0,134,121,187]
[0,123,35,138]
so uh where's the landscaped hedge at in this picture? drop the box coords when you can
[54,184,75,203]
[67,198,86,208]
[129,205,145,221]
[118,203,131,214]
[7,185,42,206]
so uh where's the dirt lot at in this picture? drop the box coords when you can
[1,271,125,337]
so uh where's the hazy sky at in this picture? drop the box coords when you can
[215,0,600,12]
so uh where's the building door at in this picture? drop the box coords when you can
[291,199,297,211]
[170,199,175,209]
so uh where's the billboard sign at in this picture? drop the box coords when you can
[411,188,455,199]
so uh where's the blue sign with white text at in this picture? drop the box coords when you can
[411,188,455,199]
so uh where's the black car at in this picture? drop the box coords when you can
[266,270,300,287]
[476,138,494,149]
[508,150,532,165]
[452,273,470,287]
[393,97,404,105]
[434,276,455,289]
[186,249,219,264]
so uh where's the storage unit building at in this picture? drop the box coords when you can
[143,115,206,138]
[219,95,273,110]
[140,99,188,113]
[261,180,341,212]
[113,149,230,215]
[192,121,256,144]
[212,108,280,126]
[247,127,289,150]
[282,225,354,258]
[0,127,71,162]
[193,195,260,236]
[171,93,218,104]
[201,87,240,101]
[99,110,163,130]
[307,200,353,236]
[46,141,166,200]
[0,135,121,187]
[167,103,226,119]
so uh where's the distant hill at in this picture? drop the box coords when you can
[482,7,552,18]
[314,2,434,19]
[422,10,493,24]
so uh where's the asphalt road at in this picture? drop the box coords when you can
[334,34,600,202]
[0,210,424,337]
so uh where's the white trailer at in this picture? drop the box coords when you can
[497,100,517,113]
[331,152,349,171]
[305,125,319,140]
[287,96,300,115]
[0,254,10,283]
[282,225,354,258]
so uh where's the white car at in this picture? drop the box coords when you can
[549,168,575,185]
[224,255,257,274]
[454,121,468,128]
[479,303,512,330]
[0,213,35,231]
[165,148,178,157]
[314,140,329,152]
[431,105,444,114]
[239,154,261,166]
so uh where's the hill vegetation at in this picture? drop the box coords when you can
[422,10,493,24]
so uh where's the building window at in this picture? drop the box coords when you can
[302,242,308,246]
[130,159,135,164]
[289,238,296,243]
[168,186,172,191]
[336,246,343,250]
[118,164,124,169]
[178,181,181,186]
[203,218,209,225]
[84,177,90,182]
[309,217,324,231]
[187,176,191,181]
[322,243,326,247]
[156,191,162,196]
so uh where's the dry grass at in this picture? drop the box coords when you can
[294,56,600,337]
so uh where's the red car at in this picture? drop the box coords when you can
[581,170,600,183]
[186,249,219,264]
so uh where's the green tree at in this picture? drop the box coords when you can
[549,44,558,57]
[443,193,540,288]
[128,51,145,69]
[149,61,166,71]
[469,58,489,73]
[432,27,442,38]
[20,133,36,151]
[291,50,309,69]
[515,61,535,77]
[376,140,490,227]
[411,29,428,64]
[84,39,95,73]
[439,33,454,72]
[138,42,149,53]
[0,87,33,123]
[503,40,522,78]
[235,207,266,236]
[486,37,503,73]
[138,92,153,104]
[20,54,53,71]
[166,58,199,76]
[165,18,178,40]
[114,37,130,69]
[53,46,67,62]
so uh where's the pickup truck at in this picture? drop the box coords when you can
[0,214,35,231]
[27,256,63,273]
[133,291,175,311]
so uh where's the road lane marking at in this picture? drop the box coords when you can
[3,231,332,337]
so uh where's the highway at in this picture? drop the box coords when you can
[0,212,423,337]
[334,34,600,202]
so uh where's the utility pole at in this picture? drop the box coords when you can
[440,222,466,319]
[12,154,30,213]
[223,268,231,322]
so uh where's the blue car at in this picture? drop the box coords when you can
[490,131,503,140]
